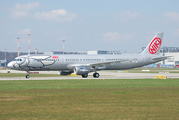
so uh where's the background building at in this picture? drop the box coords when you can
[0,60,7,68]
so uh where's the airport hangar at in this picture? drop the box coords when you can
[43,46,179,67]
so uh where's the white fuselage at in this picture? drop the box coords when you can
[7,54,164,71]
[7,32,167,78]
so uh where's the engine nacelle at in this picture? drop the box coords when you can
[58,70,73,75]
[74,66,90,75]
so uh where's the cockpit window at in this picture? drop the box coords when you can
[13,59,22,61]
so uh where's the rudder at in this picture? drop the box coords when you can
[141,32,163,55]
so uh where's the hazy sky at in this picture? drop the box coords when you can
[1,0,179,53]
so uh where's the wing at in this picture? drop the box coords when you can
[67,59,131,70]
[87,60,129,69]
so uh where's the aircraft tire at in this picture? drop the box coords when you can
[26,75,30,79]
[82,74,88,78]
[93,73,100,78]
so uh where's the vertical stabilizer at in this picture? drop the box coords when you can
[141,32,163,55]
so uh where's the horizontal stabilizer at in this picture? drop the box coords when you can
[152,56,172,61]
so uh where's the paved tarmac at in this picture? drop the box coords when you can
[1,70,179,80]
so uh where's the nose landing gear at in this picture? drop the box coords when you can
[26,71,30,79]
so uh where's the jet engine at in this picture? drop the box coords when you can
[74,66,90,75]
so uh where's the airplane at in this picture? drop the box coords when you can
[7,32,169,78]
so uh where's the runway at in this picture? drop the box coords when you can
[1,70,179,80]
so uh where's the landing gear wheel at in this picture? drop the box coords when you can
[26,75,30,79]
[82,74,88,78]
[26,71,30,79]
[93,73,100,78]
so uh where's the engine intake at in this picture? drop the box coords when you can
[74,66,90,75]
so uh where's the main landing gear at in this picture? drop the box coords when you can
[93,73,100,78]
[82,74,88,78]
[26,71,30,79]
[81,72,100,78]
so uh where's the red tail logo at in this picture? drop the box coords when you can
[149,37,161,54]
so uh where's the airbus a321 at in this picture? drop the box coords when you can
[8,32,169,78]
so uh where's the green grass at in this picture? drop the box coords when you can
[0,73,63,77]
[0,79,179,120]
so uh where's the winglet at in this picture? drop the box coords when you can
[141,32,163,55]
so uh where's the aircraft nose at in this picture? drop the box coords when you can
[7,62,13,68]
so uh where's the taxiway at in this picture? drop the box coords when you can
[0,70,179,80]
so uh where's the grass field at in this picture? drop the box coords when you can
[0,73,63,77]
[0,79,179,120]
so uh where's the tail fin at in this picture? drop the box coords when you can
[141,32,163,55]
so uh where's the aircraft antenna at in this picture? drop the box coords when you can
[28,34,31,55]
[17,37,20,57]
